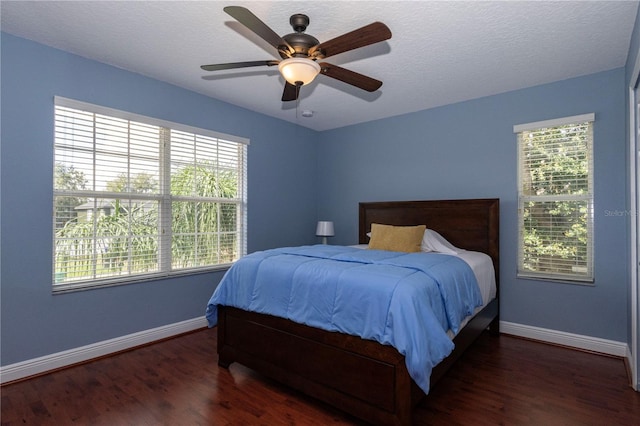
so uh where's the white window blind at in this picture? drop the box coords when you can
[53,97,247,291]
[515,113,594,283]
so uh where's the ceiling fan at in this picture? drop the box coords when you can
[201,6,392,102]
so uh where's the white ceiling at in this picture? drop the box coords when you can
[1,1,638,131]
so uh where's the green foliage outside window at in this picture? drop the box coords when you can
[54,163,238,283]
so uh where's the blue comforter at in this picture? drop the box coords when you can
[205,245,482,394]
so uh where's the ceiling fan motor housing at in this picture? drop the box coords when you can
[280,14,320,58]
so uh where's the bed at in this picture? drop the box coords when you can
[208,198,499,425]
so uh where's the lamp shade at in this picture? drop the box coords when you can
[316,221,335,237]
[278,57,321,86]
[316,221,334,245]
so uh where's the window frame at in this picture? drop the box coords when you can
[52,96,248,293]
[514,113,595,284]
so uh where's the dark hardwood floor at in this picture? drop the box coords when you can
[2,328,639,425]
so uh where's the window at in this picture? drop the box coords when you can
[515,113,594,283]
[53,97,248,291]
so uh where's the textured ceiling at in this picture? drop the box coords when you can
[1,1,638,131]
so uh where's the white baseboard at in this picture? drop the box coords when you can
[0,316,208,385]
[500,320,628,358]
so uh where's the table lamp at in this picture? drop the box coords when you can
[316,221,334,244]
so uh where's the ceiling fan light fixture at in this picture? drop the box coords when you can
[278,57,321,86]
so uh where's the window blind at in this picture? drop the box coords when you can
[53,98,247,292]
[515,114,594,283]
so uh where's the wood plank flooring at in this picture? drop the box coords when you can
[2,328,639,425]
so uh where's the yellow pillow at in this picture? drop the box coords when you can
[368,223,426,253]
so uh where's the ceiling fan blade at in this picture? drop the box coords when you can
[310,22,391,59]
[319,62,382,92]
[201,60,279,72]
[224,6,294,56]
[282,82,300,102]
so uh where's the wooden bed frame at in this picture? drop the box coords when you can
[217,198,500,425]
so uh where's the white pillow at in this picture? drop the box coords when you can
[421,229,461,254]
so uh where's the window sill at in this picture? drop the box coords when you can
[517,273,595,286]
[52,265,232,294]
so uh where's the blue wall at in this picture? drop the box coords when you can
[0,33,319,365]
[318,68,628,343]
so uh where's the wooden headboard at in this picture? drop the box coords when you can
[359,198,500,286]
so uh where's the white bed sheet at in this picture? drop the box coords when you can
[454,250,496,306]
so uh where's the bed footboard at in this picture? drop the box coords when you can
[217,306,417,426]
